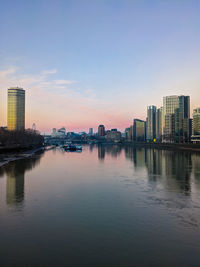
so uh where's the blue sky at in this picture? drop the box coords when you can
[0,0,200,132]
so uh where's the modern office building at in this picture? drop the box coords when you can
[192,108,200,135]
[164,114,175,141]
[191,108,200,143]
[163,95,179,139]
[125,127,131,141]
[156,107,163,141]
[175,96,190,142]
[7,87,25,131]
[163,95,190,142]
[146,105,156,142]
[133,119,146,142]
[163,95,179,116]
[98,125,105,136]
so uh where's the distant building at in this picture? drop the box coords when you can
[106,129,121,142]
[125,127,131,141]
[191,108,200,143]
[89,128,93,135]
[146,105,156,142]
[163,95,190,143]
[175,96,190,143]
[32,123,36,131]
[164,114,175,142]
[51,127,66,137]
[163,95,179,139]
[192,108,200,135]
[156,107,163,141]
[58,127,66,135]
[129,125,134,141]
[52,128,57,137]
[98,125,105,136]
[7,87,25,130]
[133,119,146,142]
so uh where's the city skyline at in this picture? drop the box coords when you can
[0,0,200,133]
[2,88,198,137]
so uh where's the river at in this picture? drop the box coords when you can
[0,145,200,266]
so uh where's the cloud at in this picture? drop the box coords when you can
[0,66,131,132]
[0,67,17,76]
[53,79,75,85]
[40,69,57,75]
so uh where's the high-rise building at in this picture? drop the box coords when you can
[163,95,179,139]
[193,108,200,135]
[191,108,200,143]
[175,96,190,142]
[163,95,190,142]
[164,114,175,141]
[89,128,93,135]
[98,125,105,136]
[7,87,25,131]
[156,107,163,141]
[133,119,146,142]
[146,105,156,142]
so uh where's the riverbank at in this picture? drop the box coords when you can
[89,141,200,152]
[123,142,200,152]
[0,146,44,168]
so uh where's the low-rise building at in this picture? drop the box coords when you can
[106,129,121,142]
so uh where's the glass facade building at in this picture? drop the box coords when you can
[163,95,190,142]
[133,119,146,142]
[193,108,200,135]
[175,96,190,142]
[7,87,25,131]
[163,95,179,138]
[156,107,163,141]
[146,105,156,142]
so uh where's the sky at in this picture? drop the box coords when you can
[0,0,200,133]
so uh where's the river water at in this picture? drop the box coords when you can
[0,145,200,266]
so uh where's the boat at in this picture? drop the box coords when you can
[63,144,82,152]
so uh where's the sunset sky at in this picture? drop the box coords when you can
[0,0,200,133]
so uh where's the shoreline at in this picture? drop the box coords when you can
[1,142,200,168]
[123,142,200,152]
[0,146,44,168]
[94,142,200,152]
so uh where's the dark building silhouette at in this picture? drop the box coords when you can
[98,125,105,136]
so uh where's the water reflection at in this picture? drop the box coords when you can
[98,145,122,160]
[124,146,146,168]
[0,146,200,266]
[98,145,105,161]
[0,153,42,205]
[101,145,200,195]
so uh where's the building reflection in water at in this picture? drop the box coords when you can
[120,145,200,195]
[124,146,146,169]
[89,144,94,153]
[0,153,42,205]
[98,145,105,161]
[143,148,193,194]
[98,145,123,161]
[105,145,122,158]
[191,153,200,181]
